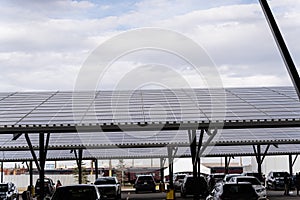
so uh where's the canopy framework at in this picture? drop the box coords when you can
[0,86,299,199]
[0,87,299,160]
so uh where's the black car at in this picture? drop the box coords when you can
[266,171,290,190]
[0,182,19,200]
[173,174,186,192]
[35,177,55,198]
[134,175,156,193]
[206,182,264,200]
[180,175,208,198]
[94,177,121,200]
[50,184,101,200]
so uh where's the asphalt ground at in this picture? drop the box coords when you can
[19,190,300,200]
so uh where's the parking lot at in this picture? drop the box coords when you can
[121,190,300,200]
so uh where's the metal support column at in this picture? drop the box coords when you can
[189,129,205,200]
[30,161,33,188]
[95,159,99,180]
[289,155,293,175]
[160,158,165,183]
[77,150,83,184]
[259,0,300,99]
[166,147,175,200]
[225,156,229,174]
[25,133,50,199]
[257,145,263,182]
[189,130,197,180]
[1,161,3,183]
[39,133,45,200]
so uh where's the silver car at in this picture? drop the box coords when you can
[229,176,267,198]
[94,177,121,200]
[0,182,19,200]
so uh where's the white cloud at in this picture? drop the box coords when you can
[0,0,299,92]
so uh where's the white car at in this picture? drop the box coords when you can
[229,176,267,198]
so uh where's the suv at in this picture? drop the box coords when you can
[173,174,186,191]
[229,176,266,198]
[206,182,264,200]
[242,172,265,185]
[180,175,208,198]
[94,177,121,199]
[266,171,290,190]
[0,182,19,200]
[35,177,55,197]
[50,184,100,200]
[134,175,156,193]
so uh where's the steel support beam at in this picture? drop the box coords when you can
[259,0,300,99]
[225,156,229,174]
[24,133,41,172]
[74,149,83,184]
[30,161,33,188]
[1,161,3,183]
[188,129,205,200]
[289,154,293,175]
[292,154,299,167]
[167,147,174,195]
[39,133,45,200]
[160,158,166,183]
[253,145,263,182]
[95,159,98,180]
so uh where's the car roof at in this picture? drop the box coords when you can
[137,175,153,177]
[224,182,253,185]
[58,184,96,188]
[96,177,115,179]
[235,176,256,179]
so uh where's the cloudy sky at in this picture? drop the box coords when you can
[0,0,299,92]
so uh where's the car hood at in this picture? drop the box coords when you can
[96,184,118,188]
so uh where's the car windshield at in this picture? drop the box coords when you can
[0,184,8,192]
[223,184,257,197]
[273,172,288,177]
[236,178,261,185]
[52,186,97,200]
[175,175,186,180]
[214,174,225,179]
[95,178,116,185]
[225,175,239,182]
[36,179,51,183]
[137,176,154,181]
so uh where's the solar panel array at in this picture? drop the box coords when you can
[0,86,299,161]
[0,87,299,128]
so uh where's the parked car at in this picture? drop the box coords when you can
[133,175,156,193]
[50,184,101,200]
[173,174,186,191]
[94,177,121,200]
[209,173,226,183]
[206,182,266,200]
[0,182,19,200]
[223,174,241,182]
[180,175,208,198]
[242,172,265,185]
[229,176,266,198]
[266,171,290,190]
[35,177,55,198]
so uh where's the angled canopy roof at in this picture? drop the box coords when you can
[0,86,299,161]
[0,87,299,134]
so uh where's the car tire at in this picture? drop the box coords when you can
[116,192,121,200]
[181,192,186,197]
[272,183,276,190]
